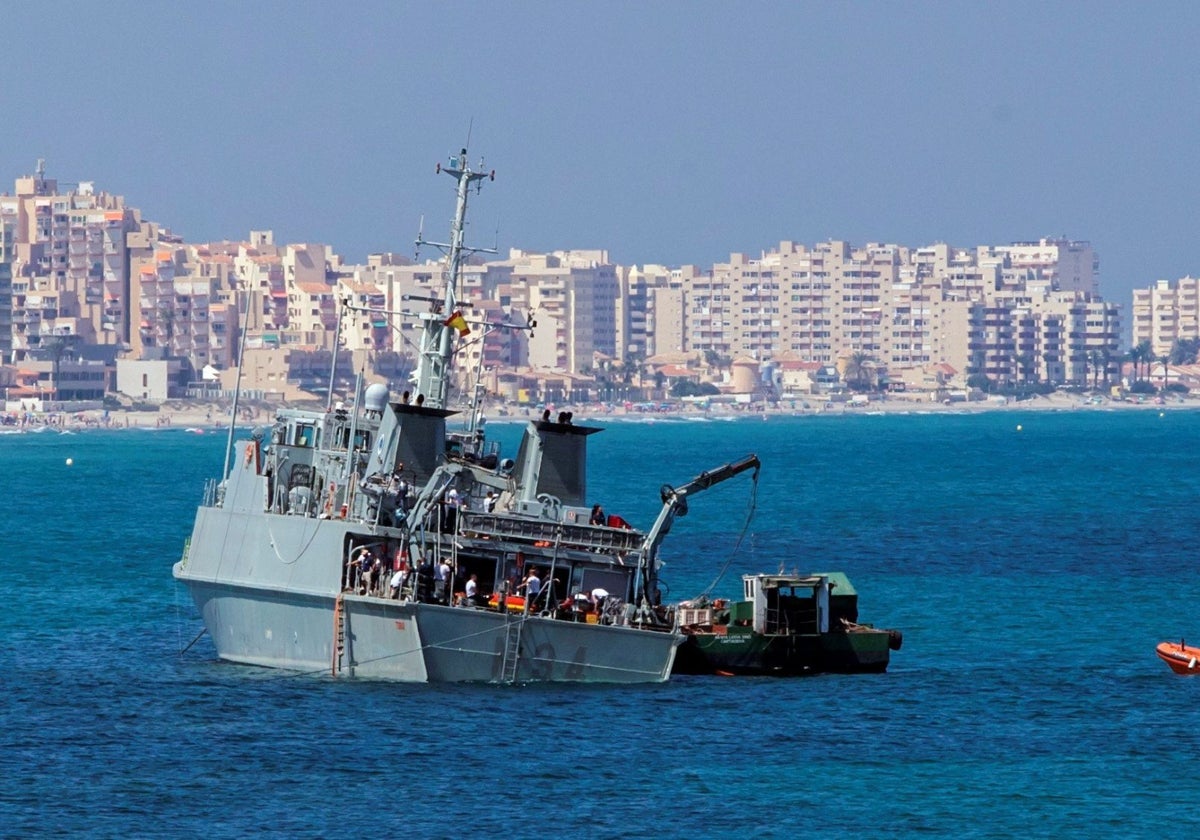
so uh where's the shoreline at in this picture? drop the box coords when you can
[5,391,1196,433]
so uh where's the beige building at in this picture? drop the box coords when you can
[116,358,186,402]
[978,238,1099,296]
[1131,277,1200,357]
[2,165,139,358]
[0,209,13,363]
[616,263,694,364]
[0,163,1133,403]
[495,249,617,374]
[673,236,1117,389]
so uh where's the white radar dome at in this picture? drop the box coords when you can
[364,383,390,413]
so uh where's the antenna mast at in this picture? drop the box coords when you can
[410,147,495,409]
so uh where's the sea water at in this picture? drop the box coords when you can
[2,410,1200,838]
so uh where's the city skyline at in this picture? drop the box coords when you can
[3,2,1197,305]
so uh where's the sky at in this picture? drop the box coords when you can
[3,2,1198,309]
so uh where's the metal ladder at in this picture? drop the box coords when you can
[499,615,523,683]
[331,594,346,676]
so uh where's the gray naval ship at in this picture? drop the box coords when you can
[174,146,760,683]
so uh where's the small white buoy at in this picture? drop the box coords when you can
[1016,424,1022,432]
[1160,412,1165,418]
[65,457,73,466]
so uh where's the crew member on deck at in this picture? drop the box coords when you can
[520,568,542,611]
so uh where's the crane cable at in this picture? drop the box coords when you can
[695,471,759,600]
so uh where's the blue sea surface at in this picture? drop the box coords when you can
[3,411,1200,838]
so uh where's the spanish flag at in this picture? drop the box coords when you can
[444,311,470,336]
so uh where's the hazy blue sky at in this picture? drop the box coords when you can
[4,2,1197,306]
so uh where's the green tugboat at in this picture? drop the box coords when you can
[671,572,902,676]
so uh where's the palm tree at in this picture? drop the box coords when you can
[1014,351,1037,386]
[1087,350,1101,390]
[702,348,732,384]
[843,351,874,391]
[1126,345,1144,384]
[968,350,987,379]
[1170,338,1199,366]
[1042,350,1058,387]
[624,351,644,386]
[1099,348,1112,388]
[1160,354,1170,391]
[1134,340,1153,382]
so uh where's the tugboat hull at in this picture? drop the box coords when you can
[673,627,894,676]
[671,571,901,676]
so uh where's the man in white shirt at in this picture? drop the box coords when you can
[389,568,406,600]
[522,568,542,612]
[435,559,451,603]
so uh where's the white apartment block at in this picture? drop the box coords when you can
[1131,277,1200,357]
[676,237,1118,387]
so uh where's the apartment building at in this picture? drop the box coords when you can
[615,263,693,361]
[130,239,238,378]
[683,262,733,362]
[497,249,617,374]
[671,237,1118,388]
[653,268,691,359]
[336,277,388,351]
[705,241,893,365]
[3,166,137,355]
[1131,277,1200,357]
[0,162,1132,404]
[344,254,520,387]
[615,264,651,360]
[980,238,1099,296]
[0,208,12,363]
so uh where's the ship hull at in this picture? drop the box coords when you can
[672,628,892,676]
[179,578,678,683]
[175,508,678,684]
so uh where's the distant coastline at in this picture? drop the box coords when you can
[5,390,1196,434]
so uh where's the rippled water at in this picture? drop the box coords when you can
[3,411,1199,838]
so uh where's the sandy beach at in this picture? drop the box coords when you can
[10,389,1196,434]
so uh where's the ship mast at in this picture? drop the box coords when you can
[412,148,494,410]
